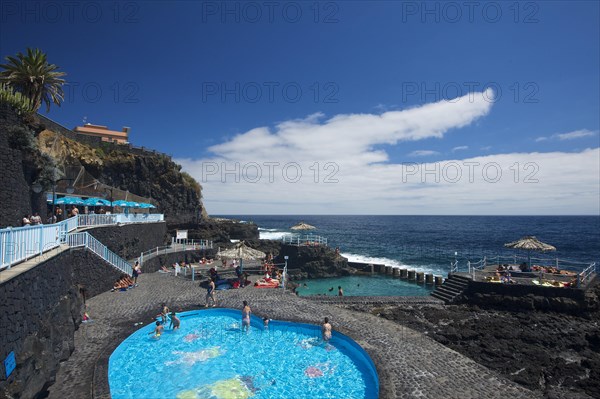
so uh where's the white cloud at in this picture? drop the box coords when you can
[409,150,440,157]
[452,146,469,152]
[556,129,596,140]
[177,90,600,215]
[535,129,596,142]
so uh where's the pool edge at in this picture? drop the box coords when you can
[95,307,381,399]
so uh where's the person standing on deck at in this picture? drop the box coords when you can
[205,278,216,307]
[338,286,344,296]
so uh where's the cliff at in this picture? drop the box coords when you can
[0,106,51,227]
[0,104,212,228]
[36,129,205,225]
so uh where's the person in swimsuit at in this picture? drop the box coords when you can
[161,304,170,324]
[169,311,180,330]
[242,301,251,332]
[206,278,216,307]
[149,321,164,338]
[321,317,332,341]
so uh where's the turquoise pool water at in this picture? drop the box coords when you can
[295,275,434,296]
[109,309,378,399]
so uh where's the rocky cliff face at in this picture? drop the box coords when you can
[169,218,260,245]
[0,107,51,227]
[36,129,205,225]
[275,244,349,279]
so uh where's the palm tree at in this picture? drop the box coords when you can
[0,48,66,112]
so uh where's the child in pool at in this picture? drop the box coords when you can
[149,321,164,338]
[170,311,180,330]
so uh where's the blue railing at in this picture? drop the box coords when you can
[0,213,164,270]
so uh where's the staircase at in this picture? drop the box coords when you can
[431,274,471,303]
[67,232,132,275]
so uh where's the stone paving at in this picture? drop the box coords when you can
[48,272,539,399]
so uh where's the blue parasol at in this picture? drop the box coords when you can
[54,196,85,205]
[83,197,111,206]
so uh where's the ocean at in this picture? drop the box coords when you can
[218,215,600,277]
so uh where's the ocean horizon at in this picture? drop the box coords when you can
[218,215,600,277]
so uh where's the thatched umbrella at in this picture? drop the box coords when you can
[291,222,316,231]
[217,241,266,272]
[504,236,556,270]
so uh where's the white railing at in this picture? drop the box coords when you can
[77,214,117,227]
[282,234,328,246]
[481,254,591,272]
[138,240,213,267]
[468,257,487,279]
[116,213,164,224]
[172,238,213,249]
[0,213,164,270]
[450,260,459,273]
[579,262,596,288]
[0,224,61,269]
[68,232,132,275]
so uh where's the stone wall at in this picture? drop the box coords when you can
[87,222,168,260]
[0,222,169,398]
[0,248,123,399]
[462,280,590,313]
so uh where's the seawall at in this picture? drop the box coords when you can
[0,222,167,399]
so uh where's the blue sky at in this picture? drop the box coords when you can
[1,1,599,214]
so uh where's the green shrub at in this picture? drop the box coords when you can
[0,83,35,115]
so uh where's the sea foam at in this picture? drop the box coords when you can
[341,252,445,275]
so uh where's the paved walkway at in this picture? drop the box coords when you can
[48,273,539,399]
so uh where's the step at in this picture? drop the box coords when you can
[431,291,454,302]
[439,282,464,291]
[435,289,460,299]
[449,274,472,283]
[444,280,469,290]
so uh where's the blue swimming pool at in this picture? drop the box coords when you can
[296,275,434,296]
[109,309,379,399]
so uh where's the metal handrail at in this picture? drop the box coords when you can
[450,260,459,273]
[579,262,596,288]
[68,232,132,275]
[482,254,592,270]
[282,234,328,247]
[1,213,164,270]
[138,240,214,266]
